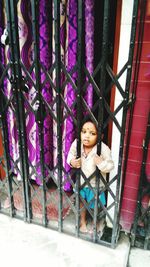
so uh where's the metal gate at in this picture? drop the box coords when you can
[0,0,139,248]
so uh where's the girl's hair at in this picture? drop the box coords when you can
[81,116,98,132]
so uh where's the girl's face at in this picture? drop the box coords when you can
[81,122,98,148]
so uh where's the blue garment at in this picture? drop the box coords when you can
[80,187,106,209]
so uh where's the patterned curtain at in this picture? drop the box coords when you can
[0,2,4,69]
[0,1,21,179]
[0,0,95,191]
[62,0,78,190]
[18,0,37,181]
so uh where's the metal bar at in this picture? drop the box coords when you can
[9,0,32,222]
[111,0,139,248]
[75,0,83,237]
[144,205,150,249]
[92,0,110,243]
[4,0,18,217]
[0,89,14,216]
[54,0,63,232]
[143,112,150,250]
[31,0,47,226]
[5,0,28,218]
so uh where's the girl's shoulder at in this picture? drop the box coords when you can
[70,139,78,150]
[94,141,110,153]
[101,141,111,155]
[72,138,77,146]
[94,141,108,149]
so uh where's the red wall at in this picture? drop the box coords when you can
[0,130,6,180]
[120,3,150,232]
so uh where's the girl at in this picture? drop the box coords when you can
[67,119,114,233]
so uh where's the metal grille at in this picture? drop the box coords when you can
[0,0,139,248]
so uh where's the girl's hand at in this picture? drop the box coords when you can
[94,154,104,166]
[70,158,81,168]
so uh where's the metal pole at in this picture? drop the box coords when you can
[5,0,30,221]
[75,0,83,237]
[54,0,63,232]
[31,0,47,226]
[93,0,110,243]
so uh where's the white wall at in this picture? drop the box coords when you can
[106,0,134,227]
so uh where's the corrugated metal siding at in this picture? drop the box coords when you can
[120,6,150,232]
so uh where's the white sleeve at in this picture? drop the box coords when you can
[66,139,77,167]
[97,143,114,173]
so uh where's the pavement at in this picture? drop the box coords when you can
[0,213,150,267]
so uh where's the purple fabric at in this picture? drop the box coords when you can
[20,0,38,181]
[63,0,94,190]
[37,0,53,183]
[52,0,68,184]
[1,0,95,190]
[84,0,94,108]
[0,2,4,59]
[63,0,78,191]
[0,1,21,178]
[20,0,53,184]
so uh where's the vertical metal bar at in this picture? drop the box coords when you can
[5,0,29,220]
[2,0,16,217]
[93,0,110,243]
[0,94,14,216]
[112,0,139,248]
[75,0,83,237]
[141,112,150,250]
[54,0,63,232]
[31,0,47,226]
[9,0,32,222]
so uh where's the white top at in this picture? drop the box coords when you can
[67,139,114,187]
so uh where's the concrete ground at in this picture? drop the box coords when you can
[128,248,150,267]
[0,213,149,267]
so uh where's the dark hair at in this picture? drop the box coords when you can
[81,116,98,131]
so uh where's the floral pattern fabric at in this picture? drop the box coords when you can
[0,0,95,190]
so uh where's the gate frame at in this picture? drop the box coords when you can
[0,0,140,248]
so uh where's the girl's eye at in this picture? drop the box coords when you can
[91,132,96,135]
